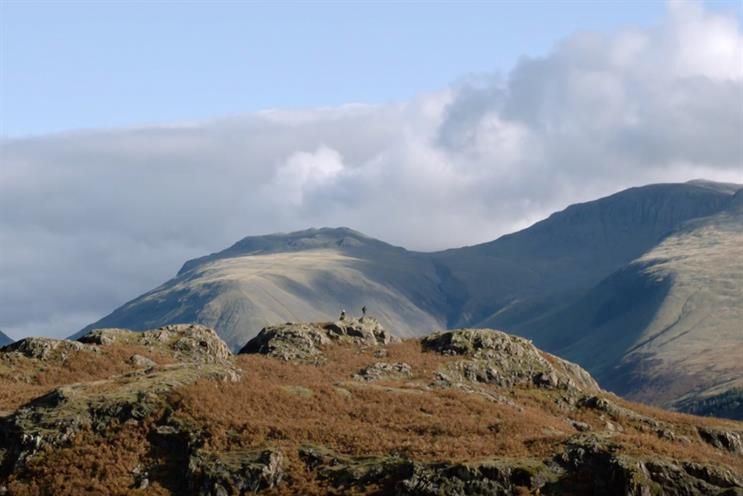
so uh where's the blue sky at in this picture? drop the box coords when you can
[2,0,739,137]
[1,0,742,339]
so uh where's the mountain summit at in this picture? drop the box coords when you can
[76,181,743,417]
[75,227,444,349]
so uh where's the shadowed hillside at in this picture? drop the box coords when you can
[0,332,11,347]
[439,182,737,329]
[509,190,743,415]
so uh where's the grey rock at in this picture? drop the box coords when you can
[128,354,156,368]
[422,329,600,392]
[80,324,233,363]
[188,448,285,495]
[239,317,398,362]
[1,337,84,361]
[697,426,743,455]
[354,362,413,382]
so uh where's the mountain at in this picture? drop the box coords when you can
[512,190,743,412]
[0,331,12,346]
[4,322,742,494]
[75,228,448,349]
[77,180,743,416]
[436,182,737,329]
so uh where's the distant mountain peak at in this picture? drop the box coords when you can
[685,178,743,194]
[178,226,398,276]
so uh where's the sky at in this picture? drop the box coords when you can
[1,0,742,339]
[2,0,739,137]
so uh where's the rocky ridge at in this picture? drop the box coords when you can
[0,320,740,495]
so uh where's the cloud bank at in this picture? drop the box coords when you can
[1,1,741,339]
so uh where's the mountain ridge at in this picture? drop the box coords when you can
[74,180,743,416]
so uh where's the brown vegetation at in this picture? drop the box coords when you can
[0,345,171,410]
[2,335,742,495]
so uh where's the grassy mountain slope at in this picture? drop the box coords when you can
[439,182,736,328]
[74,228,448,350]
[514,191,743,414]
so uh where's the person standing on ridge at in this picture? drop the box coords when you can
[340,309,346,321]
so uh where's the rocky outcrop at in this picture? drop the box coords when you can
[0,324,239,480]
[0,362,239,476]
[1,337,84,361]
[188,447,285,495]
[239,317,398,362]
[300,437,743,496]
[550,433,743,496]
[354,362,413,382]
[422,329,599,392]
[698,426,743,455]
[79,324,232,363]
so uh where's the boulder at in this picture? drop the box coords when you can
[239,317,398,362]
[0,337,84,361]
[188,448,285,495]
[354,362,413,382]
[422,329,599,392]
[697,426,743,455]
[79,324,232,363]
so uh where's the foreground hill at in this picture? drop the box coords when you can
[2,322,742,495]
[76,181,743,416]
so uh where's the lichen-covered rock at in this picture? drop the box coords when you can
[554,433,743,495]
[300,445,556,495]
[397,458,556,496]
[239,317,398,362]
[79,324,233,363]
[188,447,285,495]
[0,362,239,475]
[129,353,157,368]
[697,426,743,455]
[299,438,743,496]
[354,362,413,382]
[422,329,599,392]
[0,337,84,361]
[0,324,239,479]
[299,446,413,489]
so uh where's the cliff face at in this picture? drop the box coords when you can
[2,322,742,495]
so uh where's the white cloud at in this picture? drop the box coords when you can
[269,146,345,206]
[1,1,741,339]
